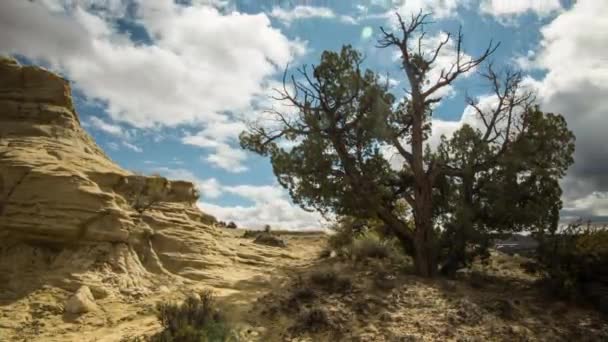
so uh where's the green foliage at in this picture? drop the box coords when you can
[436,107,575,274]
[536,221,608,314]
[240,45,396,220]
[151,290,234,342]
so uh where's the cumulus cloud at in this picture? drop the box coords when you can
[181,121,248,172]
[480,0,562,19]
[392,0,465,20]
[88,116,126,137]
[0,0,307,129]
[269,5,356,25]
[527,0,608,220]
[269,5,335,23]
[199,183,325,230]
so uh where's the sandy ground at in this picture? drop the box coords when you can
[1,231,606,342]
[0,230,326,342]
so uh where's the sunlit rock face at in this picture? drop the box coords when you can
[0,57,237,295]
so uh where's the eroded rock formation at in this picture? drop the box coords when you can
[0,56,234,297]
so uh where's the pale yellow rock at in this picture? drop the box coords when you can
[65,286,98,314]
[0,57,229,293]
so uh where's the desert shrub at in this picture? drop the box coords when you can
[351,230,395,261]
[226,221,237,229]
[253,233,286,248]
[292,306,331,333]
[309,267,352,293]
[536,221,608,314]
[328,217,406,264]
[150,290,234,342]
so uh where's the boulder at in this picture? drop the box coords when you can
[65,286,97,314]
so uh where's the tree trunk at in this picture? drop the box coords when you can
[412,180,438,277]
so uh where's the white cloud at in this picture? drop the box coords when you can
[392,0,466,20]
[88,116,126,137]
[182,120,248,172]
[121,141,143,153]
[269,5,335,23]
[0,0,307,129]
[205,144,248,173]
[198,183,325,230]
[480,0,562,18]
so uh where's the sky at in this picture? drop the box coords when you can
[1,0,607,229]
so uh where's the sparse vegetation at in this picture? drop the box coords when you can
[226,221,237,229]
[291,306,331,333]
[253,233,286,247]
[150,290,234,342]
[536,220,608,314]
[308,266,352,293]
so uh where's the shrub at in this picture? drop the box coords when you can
[351,230,397,262]
[150,290,234,342]
[536,221,608,314]
[264,224,271,233]
[253,233,286,248]
[226,221,237,229]
[309,267,352,293]
[292,306,331,333]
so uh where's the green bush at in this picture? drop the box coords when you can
[536,222,608,314]
[150,290,234,342]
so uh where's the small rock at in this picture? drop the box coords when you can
[65,286,98,314]
[364,324,378,333]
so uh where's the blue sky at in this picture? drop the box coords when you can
[2,0,607,228]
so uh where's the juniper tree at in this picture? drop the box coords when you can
[240,12,575,277]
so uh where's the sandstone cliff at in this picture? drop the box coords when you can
[0,56,236,297]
